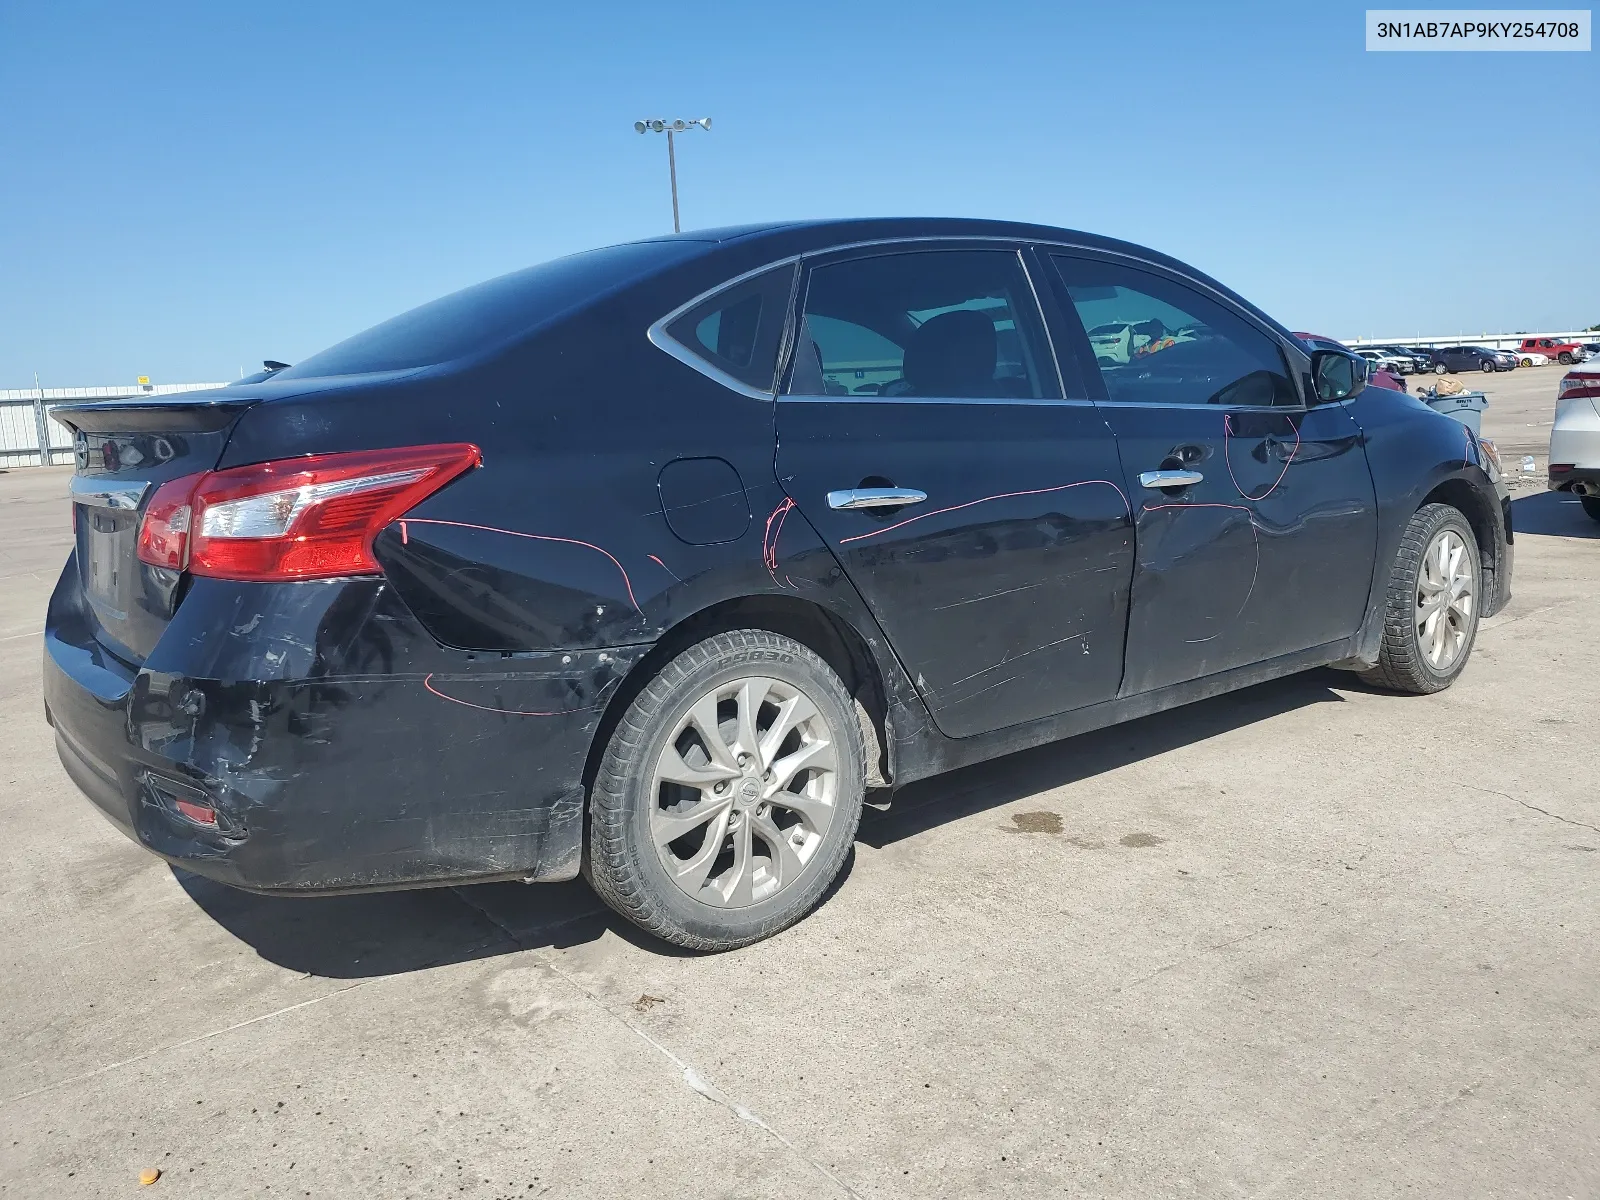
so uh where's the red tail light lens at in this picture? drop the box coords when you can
[1559,372,1600,400]
[137,473,204,569]
[136,444,480,581]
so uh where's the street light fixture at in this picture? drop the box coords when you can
[634,117,711,233]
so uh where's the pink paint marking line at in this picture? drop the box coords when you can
[423,673,587,717]
[1138,501,1260,618]
[837,479,1130,545]
[1223,412,1301,502]
[404,517,639,612]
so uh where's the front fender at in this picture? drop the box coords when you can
[1342,389,1509,666]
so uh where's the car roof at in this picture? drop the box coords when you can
[639,217,1223,282]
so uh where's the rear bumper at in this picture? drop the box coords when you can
[43,559,646,894]
[1548,467,1600,495]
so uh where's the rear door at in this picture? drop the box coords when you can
[774,243,1134,739]
[1045,251,1375,694]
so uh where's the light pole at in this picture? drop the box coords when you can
[634,117,711,233]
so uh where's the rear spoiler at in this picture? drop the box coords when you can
[48,394,258,435]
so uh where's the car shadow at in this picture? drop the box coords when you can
[1510,489,1598,539]
[176,846,860,978]
[181,669,1347,974]
[859,668,1349,848]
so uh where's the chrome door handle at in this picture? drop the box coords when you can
[1138,470,1204,489]
[827,487,928,511]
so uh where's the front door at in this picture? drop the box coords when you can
[775,245,1134,739]
[1046,251,1375,695]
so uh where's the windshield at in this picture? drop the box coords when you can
[276,239,699,379]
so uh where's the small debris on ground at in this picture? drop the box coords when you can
[139,1167,162,1185]
[633,994,666,1012]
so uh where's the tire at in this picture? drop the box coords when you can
[1360,504,1481,695]
[1559,352,1574,365]
[1481,359,1496,373]
[1435,363,1449,375]
[584,629,865,951]
[1582,495,1600,523]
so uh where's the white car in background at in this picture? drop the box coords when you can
[1549,362,1600,522]
[1515,349,1552,367]
[1357,348,1411,375]
[1084,319,1196,365]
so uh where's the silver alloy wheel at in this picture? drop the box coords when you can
[649,675,839,909]
[1415,528,1474,670]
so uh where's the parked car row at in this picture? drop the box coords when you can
[1344,337,1594,376]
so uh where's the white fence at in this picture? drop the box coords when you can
[0,384,225,466]
[1343,330,1597,352]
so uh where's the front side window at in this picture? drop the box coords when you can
[786,250,1058,400]
[1053,255,1298,408]
[661,264,797,393]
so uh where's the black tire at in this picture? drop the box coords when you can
[1582,495,1600,522]
[584,629,865,951]
[1481,359,1496,373]
[1360,503,1481,695]
[1435,363,1449,375]
[1559,352,1574,365]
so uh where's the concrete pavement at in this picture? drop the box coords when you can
[1,410,1596,1197]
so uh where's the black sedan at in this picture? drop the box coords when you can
[1430,345,1509,373]
[44,218,1512,950]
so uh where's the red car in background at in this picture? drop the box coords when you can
[1293,333,1406,392]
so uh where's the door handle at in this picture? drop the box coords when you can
[827,487,928,510]
[1138,469,1204,489]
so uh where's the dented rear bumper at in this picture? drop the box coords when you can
[42,556,644,894]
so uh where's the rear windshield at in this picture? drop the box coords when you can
[276,240,699,379]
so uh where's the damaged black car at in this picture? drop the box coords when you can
[44,218,1512,950]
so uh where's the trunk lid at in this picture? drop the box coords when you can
[54,392,258,665]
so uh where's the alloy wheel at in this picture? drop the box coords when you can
[1415,529,1474,671]
[649,675,839,909]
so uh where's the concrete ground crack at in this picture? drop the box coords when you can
[532,952,863,1199]
[2,980,378,1106]
[1460,783,1600,835]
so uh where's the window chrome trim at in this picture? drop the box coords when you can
[1090,400,1309,413]
[646,257,803,400]
[779,394,1099,408]
[646,232,1308,403]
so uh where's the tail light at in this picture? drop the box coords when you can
[136,443,480,581]
[1558,372,1600,400]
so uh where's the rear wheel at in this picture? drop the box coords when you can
[1361,504,1480,694]
[584,629,865,951]
[1582,495,1600,522]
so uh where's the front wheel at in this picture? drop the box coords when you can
[1481,360,1496,372]
[1582,495,1600,522]
[1435,363,1449,375]
[1559,352,1574,365]
[584,629,865,951]
[1361,504,1481,695]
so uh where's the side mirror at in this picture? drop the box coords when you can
[1311,349,1367,403]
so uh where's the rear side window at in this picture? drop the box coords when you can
[1053,255,1298,408]
[660,264,798,394]
[278,239,701,379]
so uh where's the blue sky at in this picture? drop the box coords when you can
[2,1,1595,386]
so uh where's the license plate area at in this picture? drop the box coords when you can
[78,506,140,622]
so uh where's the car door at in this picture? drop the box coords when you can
[774,244,1134,739]
[1045,251,1375,695]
